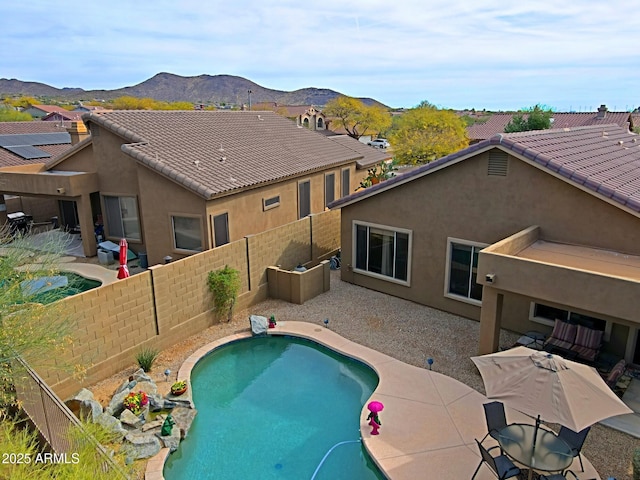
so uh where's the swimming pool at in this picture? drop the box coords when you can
[163,335,386,480]
[19,272,101,304]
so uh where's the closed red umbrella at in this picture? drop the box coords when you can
[117,238,130,279]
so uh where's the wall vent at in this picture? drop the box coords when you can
[488,150,508,176]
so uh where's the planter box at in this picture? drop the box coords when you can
[267,260,330,304]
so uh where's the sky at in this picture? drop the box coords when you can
[2,1,639,111]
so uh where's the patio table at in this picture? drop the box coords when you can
[498,423,573,480]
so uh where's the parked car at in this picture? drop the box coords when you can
[367,138,390,149]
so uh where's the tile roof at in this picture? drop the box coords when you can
[0,122,72,167]
[82,110,363,199]
[330,124,640,214]
[30,105,68,114]
[325,135,392,168]
[466,111,633,141]
[42,111,85,121]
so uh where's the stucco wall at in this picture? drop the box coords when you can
[38,209,340,399]
[339,150,640,325]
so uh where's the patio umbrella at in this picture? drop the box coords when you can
[117,238,130,279]
[471,346,632,433]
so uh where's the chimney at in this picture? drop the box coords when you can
[597,104,607,119]
[66,121,89,145]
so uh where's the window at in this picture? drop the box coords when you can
[298,180,310,218]
[530,303,607,332]
[325,173,335,207]
[446,239,485,303]
[103,195,141,241]
[263,195,280,211]
[212,213,229,247]
[341,168,351,197]
[172,216,202,252]
[353,222,411,284]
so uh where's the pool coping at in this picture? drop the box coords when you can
[144,321,600,480]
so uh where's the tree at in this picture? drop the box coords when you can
[323,96,391,139]
[388,102,469,165]
[504,104,553,133]
[0,107,33,122]
[0,228,77,407]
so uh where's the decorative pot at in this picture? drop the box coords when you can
[171,386,187,396]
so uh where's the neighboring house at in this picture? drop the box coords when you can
[22,104,68,119]
[72,105,110,113]
[466,105,634,143]
[325,135,392,171]
[42,110,85,122]
[329,124,640,365]
[0,110,368,265]
[0,121,80,222]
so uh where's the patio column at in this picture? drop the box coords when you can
[478,286,503,354]
[77,194,97,257]
[0,195,6,227]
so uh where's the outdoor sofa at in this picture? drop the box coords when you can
[543,319,604,364]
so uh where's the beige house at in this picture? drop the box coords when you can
[330,124,640,365]
[0,110,383,266]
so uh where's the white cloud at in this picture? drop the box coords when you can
[2,0,638,110]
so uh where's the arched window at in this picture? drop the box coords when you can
[317,118,324,129]
[303,118,310,128]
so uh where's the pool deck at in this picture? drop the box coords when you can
[145,321,600,480]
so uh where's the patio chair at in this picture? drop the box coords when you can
[472,440,521,480]
[539,469,580,479]
[558,426,591,472]
[480,401,508,444]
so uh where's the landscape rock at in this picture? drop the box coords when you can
[163,399,177,410]
[122,432,161,460]
[105,389,131,417]
[119,408,144,429]
[157,425,181,452]
[172,407,198,439]
[134,380,158,396]
[65,388,103,421]
[148,393,164,412]
[250,314,268,336]
[95,412,128,441]
[132,368,153,383]
[142,416,165,432]
[115,378,137,395]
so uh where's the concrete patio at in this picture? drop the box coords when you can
[146,322,601,480]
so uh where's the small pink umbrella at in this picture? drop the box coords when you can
[367,401,384,413]
[117,238,130,279]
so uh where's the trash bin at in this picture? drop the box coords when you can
[139,252,148,269]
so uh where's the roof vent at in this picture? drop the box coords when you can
[219,156,226,163]
[488,150,508,176]
[619,140,624,145]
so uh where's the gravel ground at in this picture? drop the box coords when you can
[89,270,636,480]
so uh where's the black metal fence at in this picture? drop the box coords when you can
[14,358,129,478]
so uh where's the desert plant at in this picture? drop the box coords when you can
[135,347,159,372]
[207,265,241,321]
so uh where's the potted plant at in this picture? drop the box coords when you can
[123,391,149,416]
[171,380,188,396]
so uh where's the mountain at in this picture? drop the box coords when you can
[0,72,385,107]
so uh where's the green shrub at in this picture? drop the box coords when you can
[634,447,640,480]
[135,347,159,372]
[207,265,241,321]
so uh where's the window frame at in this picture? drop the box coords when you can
[298,179,311,219]
[102,194,141,242]
[528,302,611,341]
[341,167,351,197]
[351,220,412,286]
[170,213,203,253]
[212,212,230,247]
[444,237,487,306]
[324,172,335,208]
[263,195,280,211]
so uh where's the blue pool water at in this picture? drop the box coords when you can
[163,335,385,480]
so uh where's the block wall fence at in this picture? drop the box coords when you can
[44,211,340,399]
